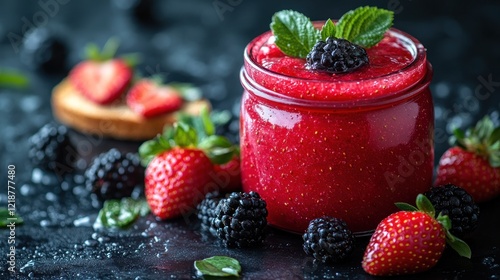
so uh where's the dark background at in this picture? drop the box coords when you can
[1,0,499,279]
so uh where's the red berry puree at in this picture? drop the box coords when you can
[240,28,434,234]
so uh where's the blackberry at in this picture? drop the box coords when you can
[306,37,368,74]
[197,191,224,235]
[20,27,68,73]
[211,191,268,248]
[85,149,145,201]
[303,216,355,263]
[28,122,75,171]
[425,184,480,237]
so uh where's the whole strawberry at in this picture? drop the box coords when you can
[145,148,213,219]
[435,115,500,202]
[362,194,471,276]
[213,154,242,193]
[140,109,239,220]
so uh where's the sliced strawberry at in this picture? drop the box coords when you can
[69,59,132,104]
[126,79,183,118]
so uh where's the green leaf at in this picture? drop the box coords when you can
[120,53,142,68]
[446,233,472,259]
[394,202,418,211]
[194,256,241,277]
[0,69,30,89]
[101,37,120,61]
[475,116,494,141]
[335,6,393,48]
[320,19,336,40]
[94,198,150,230]
[415,194,435,217]
[198,135,236,164]
[436,212,452,231]
[173,122,198,147]
[84,43,102,61]
[0,208,24,227]
[169,83,202,102]
[139,136,171,167]
[270,10,320,58]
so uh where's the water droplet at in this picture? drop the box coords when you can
[20,95,41,113]
[84,239,99,247]
[40,220,52,227]
[45,192,57,202]
[20,184,36,196]
[98,236,110,243]
[434,82,451,98]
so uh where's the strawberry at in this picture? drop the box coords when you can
[145,148,213,219]
[126,79,183,118]
[70,59,132,104]
[212,154,242,193]
[435,115,500,202]
[139,108,239,220]
[362,194,471,276]
[69,39,134,104]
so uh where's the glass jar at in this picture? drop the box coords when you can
[240,27,434,234]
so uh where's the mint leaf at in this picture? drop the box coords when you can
[194,256,241,277]
[93,198,150,230]
[335,6,394,48]
[320,19,336,40]
[270,10,320,58]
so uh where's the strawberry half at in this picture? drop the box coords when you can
[69,59,132,104]
[139,108,239,220]
[126,79,183,118]
[68,39,134,104]
[362,194,471,276]
[436,115,500,202]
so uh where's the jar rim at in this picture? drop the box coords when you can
[242,27,432,107]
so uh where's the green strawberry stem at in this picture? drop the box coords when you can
[396,194,472,258]
[84,37,141,67]
[452,115,500,167]
[138,107,238,167]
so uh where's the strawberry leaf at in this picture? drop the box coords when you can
[394,202,418,211]
[415,194,436,218]
[139,135,171,167]
[0,208,23,227]
[169,83,202,102]
[446,233,472,259]
[198,135,236,164]
[173,122,198,147]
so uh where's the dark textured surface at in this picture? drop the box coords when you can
[1,0,500,279]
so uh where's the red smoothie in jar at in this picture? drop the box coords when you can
[240,27,434,234]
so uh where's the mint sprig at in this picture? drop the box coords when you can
[271,6,394,58]
[1,208,24,227]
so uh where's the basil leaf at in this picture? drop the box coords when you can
[336,6,394,48]
[270,10,320,58]
[194,256,241,277]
